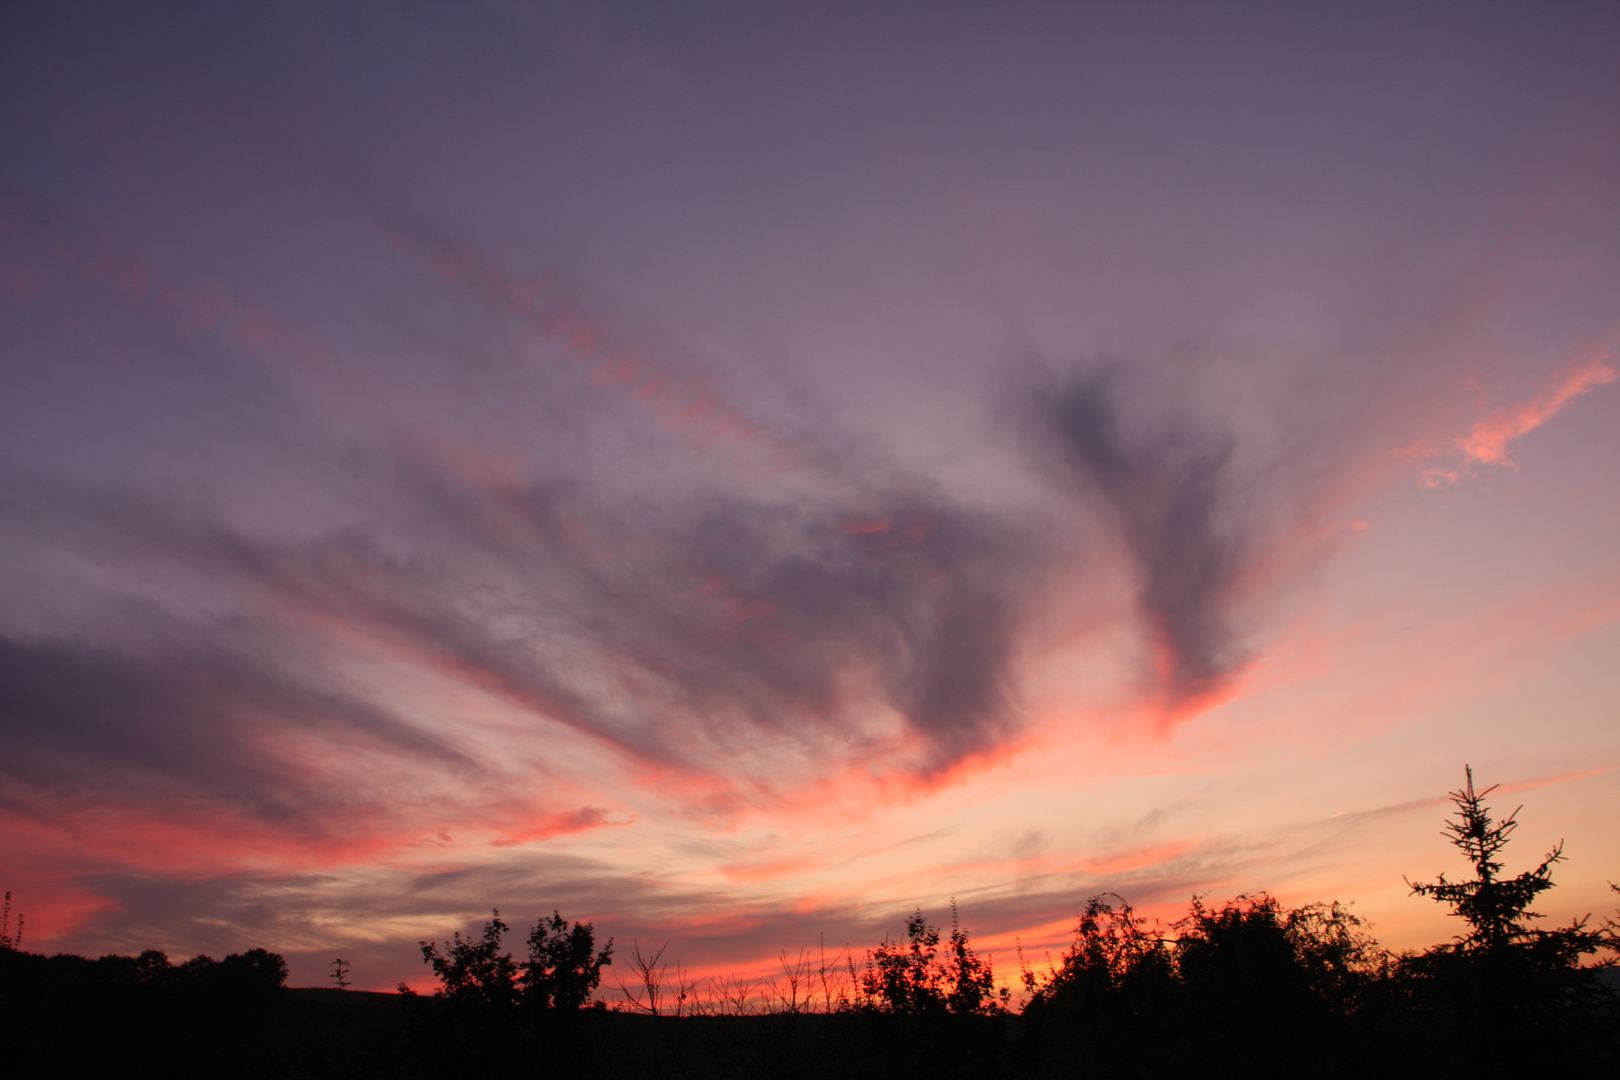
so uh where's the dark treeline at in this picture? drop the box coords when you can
[3,769,1617,1077]
[0,946,297,1076]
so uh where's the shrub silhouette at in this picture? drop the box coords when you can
[857,901,1007,1016]
[1020,891,1385,1075]
[807,903,1010,1080]
[859,909,944,1015]
[1175,894,1386,1069]
[0,891,22,952]
[404,908,614,1076]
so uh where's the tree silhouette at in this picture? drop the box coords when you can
[417,910,519,1010]
[522,910,612,1010]
[1401,766,1613,1063]
[1406,766,1565,951]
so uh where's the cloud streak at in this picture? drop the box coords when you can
[1456,343,1616,466]
[0,201,1332,804]
[2,312,1325,825]
[1031,367,1253,715]
[1416,337,1618,486]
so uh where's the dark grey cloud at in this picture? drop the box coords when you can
[0,255,1306,828]
[398,473,1045,771]
[0,178,1309,838]
[1032,367,1250,708]
[0,440,1048,796]
[0,618,470,829]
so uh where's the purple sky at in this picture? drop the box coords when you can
[2,1,1617,994]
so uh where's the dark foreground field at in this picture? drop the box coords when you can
[4,966,1619,1079]
[1,964,1010,1080]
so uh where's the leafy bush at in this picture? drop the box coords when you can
[524,910,614,1010]
[402,908,615,1076]
[416,909,520,1010]
[857,901,1008,1016]
[1020,891,1385,1075]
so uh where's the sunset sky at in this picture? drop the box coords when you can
[2,1,1617,994]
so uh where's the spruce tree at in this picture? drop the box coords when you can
[1404,766,1612,1057]
[1406,766,1565,951]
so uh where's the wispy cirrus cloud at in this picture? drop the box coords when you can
[1,193,1364,822]
[1414,337,1617,486]
[1456,346,1616,467]
[1029,367,1256,718]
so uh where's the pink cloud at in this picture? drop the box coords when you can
[373,214,786,465]
[1417,339,1617,486]
[485,806,623,848]
[1406,340,1620,488]
[1458,345,1616,466]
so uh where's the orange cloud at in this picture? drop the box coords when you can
[1458,345,1616,466]
[484,806,625,848]
[1409,340,1617,488]
[0,804,404,880]
[1495,762,1620,798]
